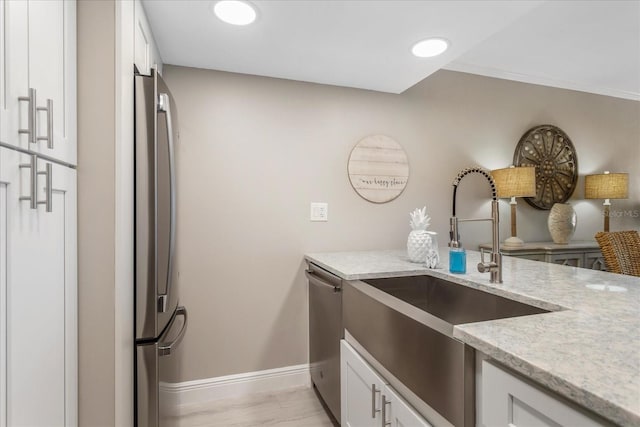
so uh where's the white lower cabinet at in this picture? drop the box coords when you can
[383,384,431,427]
[482,360,606,427]
[341,340,430,427]
[0,146,77,426]
[341,340,386,427]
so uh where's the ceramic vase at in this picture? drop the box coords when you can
[407,206,432,263]
[548,203,577,244]
[407,230,431,263]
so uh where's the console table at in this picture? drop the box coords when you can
[479,241,606,271]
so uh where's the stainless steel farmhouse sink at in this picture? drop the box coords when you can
[343,275,550,427]
[365,275,548,326]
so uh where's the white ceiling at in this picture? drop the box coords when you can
[142,0,640,100]
[445,1,640,100]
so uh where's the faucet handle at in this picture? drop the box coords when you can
[477,248,493,274]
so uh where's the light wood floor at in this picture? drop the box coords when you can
[164,386,338,427]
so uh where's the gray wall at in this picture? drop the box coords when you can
[162,65,640,382]
[77,0,116,424]
[78,0,136,424]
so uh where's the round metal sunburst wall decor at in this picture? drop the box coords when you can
[513,125,578,210]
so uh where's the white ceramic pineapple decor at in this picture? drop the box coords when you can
[407,206,433,263]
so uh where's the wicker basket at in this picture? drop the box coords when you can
[595,230,640,277]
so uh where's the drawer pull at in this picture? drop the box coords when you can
[371,384,381,418]
[18,154,38,209]
[381,394,391,426]
[37,99,53,149]
[18,88,37,144]
[37,163,53,212]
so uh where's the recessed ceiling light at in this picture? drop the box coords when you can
[411,38,449,58]
[213,0,257,26]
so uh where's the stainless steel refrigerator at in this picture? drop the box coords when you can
[135,68,187,427]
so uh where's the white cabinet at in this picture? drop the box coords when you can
[482,360,606,427]
[1,0,76,424]
[383,385,431,427]
[134,0,163,76]
[0,147,77,424]
[341,341,431,427]
[341,340,387,427]
[0,0,76,164]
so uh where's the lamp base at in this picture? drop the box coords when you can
[503,236,525,248]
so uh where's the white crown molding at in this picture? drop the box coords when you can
[444,61,640,102]
[159,364,311,417]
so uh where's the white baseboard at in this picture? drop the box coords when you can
[159,364,311,416]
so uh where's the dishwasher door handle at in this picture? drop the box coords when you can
[306,270,341,292]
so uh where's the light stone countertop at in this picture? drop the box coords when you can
[304,249,640,427]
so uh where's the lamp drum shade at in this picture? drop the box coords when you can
[585,173,629,199]
[492,167,537,198]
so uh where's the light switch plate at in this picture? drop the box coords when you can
[310,202,328,221]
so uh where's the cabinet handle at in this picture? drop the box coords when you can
[371,384,381,418]
[381,394,391,427]
[37,163,53,212]
[37,99,53,149]
[18,88,37,144]
[18,154,38,209]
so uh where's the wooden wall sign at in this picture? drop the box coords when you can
[348,135,409,203]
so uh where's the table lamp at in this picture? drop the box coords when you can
[585,171,628,232]
[491,166,537,247]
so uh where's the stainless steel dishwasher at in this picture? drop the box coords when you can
[306,263,343,423]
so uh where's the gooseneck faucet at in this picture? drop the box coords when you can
[450,167,503,283]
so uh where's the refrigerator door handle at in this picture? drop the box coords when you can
[157,91,176,313]
[158,306,187,357]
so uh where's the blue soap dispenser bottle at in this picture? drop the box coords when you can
[449,246,466,274]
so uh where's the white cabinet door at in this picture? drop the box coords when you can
[0,149,8,427]
[482,361,605,427]
[341,340,387,427]
[0,146,77,427]
[0,0,76,164]
[382,385,431,427]
[28,0,76,164]
[135,0,163,76]
[0,0,29,149]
